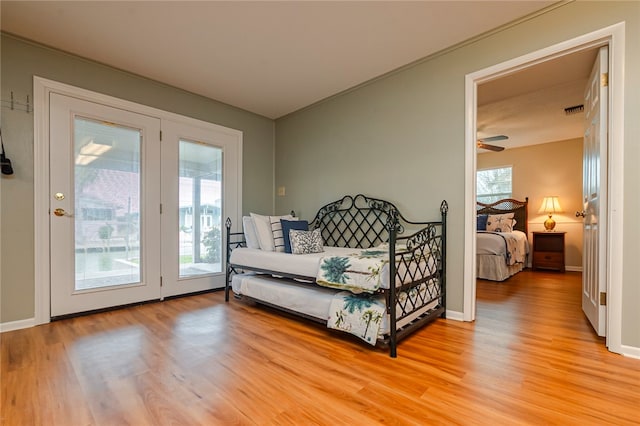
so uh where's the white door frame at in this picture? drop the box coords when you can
[463,22,625,354]
[33,77,243,324]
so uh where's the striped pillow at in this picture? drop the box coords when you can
[270,215,295,252]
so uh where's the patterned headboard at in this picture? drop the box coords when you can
[309,194,398,248]
[477,198,529,234]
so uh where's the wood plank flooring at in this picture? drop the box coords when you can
[2,270,639,425]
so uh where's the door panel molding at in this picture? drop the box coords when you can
[34,77,242,323]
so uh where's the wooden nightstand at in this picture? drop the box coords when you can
[532,232,566,272]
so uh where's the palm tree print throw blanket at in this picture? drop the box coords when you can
[328,292,386,345]
[316,249,390,294]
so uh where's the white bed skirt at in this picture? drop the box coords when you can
[477,254,524,281]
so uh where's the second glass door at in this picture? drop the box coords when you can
[160,119,240,298]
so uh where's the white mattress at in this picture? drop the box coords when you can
[230,246,437,291]
[231,273,441,336]
[230,246,355,281]
[231,273,339,320]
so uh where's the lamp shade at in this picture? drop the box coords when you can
[538,196,563,214]
[538,196,563,231]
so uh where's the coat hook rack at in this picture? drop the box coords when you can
[1,91,32,114]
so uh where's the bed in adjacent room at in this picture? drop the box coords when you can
[476,198,529,281]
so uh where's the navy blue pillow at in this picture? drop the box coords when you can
[281,219,309,253]
[477,214,488,231]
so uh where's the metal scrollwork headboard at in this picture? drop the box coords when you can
[309,194,400,248]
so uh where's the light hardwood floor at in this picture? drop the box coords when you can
[2,270,639,425]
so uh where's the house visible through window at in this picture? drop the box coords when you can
[477,166,512,204]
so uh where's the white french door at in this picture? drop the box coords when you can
[50,94,161,317]
[47,88,242,317]
[160,119,240,297]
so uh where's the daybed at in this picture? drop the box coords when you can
[476,198,529,281]
[225,194,448,357]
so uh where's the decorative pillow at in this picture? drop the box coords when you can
[250,213,273,250]
[281,219,309,253]
[242,216,261,249]
[270,215,295,252]
[486,213,515,233]
[251,213,294,251]
[289,229,324,254]
[248,213,278,251]
[477,214,488,231]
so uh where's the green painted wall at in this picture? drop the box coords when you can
[0,33,275,323]
[275,2,640,347]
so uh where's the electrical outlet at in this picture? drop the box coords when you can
[277,186,286,196]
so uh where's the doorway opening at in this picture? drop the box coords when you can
[463,23,625,354]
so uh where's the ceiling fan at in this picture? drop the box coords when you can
[477,135,508,152]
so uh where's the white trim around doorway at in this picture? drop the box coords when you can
[463,22,625,355]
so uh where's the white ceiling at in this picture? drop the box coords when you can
[2,1,557,120]
[2,1,593,152]
[477,47,598,151]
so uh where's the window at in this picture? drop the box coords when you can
[81,207,114,221]
[477,166,512,204]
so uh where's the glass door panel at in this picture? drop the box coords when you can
[179,140,222,278]
[74,117,142,290]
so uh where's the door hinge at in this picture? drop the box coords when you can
[160,130,162,141]
[160,276,163,287]
[160,203,163,214]
[600,291,607,306]
[601,73,608,87]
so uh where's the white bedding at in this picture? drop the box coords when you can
[230,246,436,291]
[230,246,357,282]
[477,230,529,261]
[232,273,338,320]
[231,273,440,337]
[476,230,529,281]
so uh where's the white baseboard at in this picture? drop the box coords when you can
[620,344,640,360]
[1,317,36,333]
[566,265,583,272]
[445,310,464,321]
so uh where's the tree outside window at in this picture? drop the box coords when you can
[477,166,512,204]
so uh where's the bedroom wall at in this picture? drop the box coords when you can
[477,138,583,270]
[275,1,640,349]
[0,33,275,324]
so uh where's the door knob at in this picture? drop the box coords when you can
[576,211,586,218]
[53,208,71,217]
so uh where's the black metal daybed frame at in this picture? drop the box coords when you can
[225,194,448,357]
